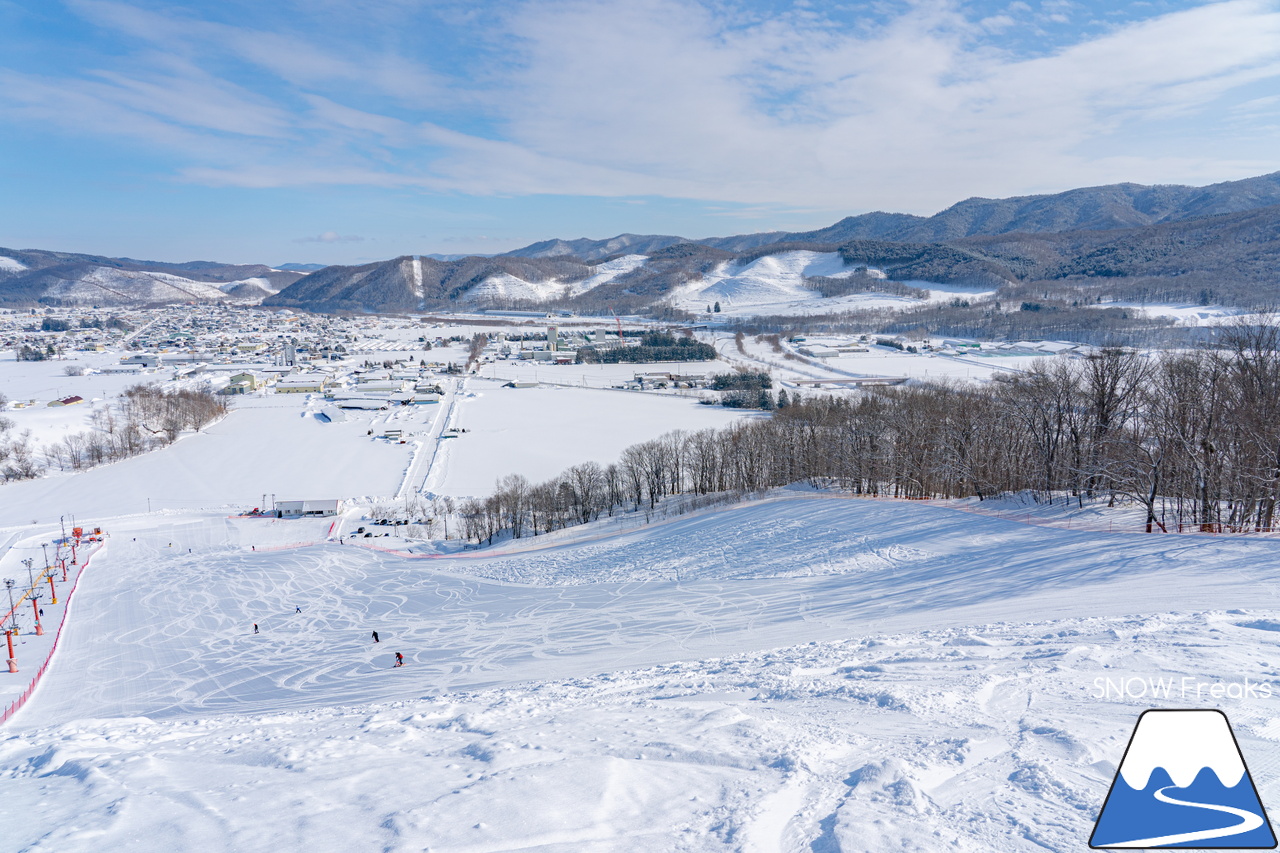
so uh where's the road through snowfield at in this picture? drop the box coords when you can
[4,497,1280,851]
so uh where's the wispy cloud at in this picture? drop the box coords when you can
[294,231,365,243]
[3,0,1279,214]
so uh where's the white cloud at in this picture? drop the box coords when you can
[3,0,1279,214]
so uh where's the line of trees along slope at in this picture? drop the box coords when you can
[40,385,229,473]
[461,325,1280,542]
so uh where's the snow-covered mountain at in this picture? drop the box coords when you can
[267,173,1280,317]
[0,247,303,307]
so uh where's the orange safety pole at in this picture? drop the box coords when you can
[6,630,15,673]
[60,559,67,582]
[31,599,42,636]
[47,575,57,605]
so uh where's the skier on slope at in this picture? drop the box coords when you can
[394,652,404,667]
[253,623,259,634]
[372,630,380,643]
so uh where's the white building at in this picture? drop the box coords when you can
[275,499,342,518]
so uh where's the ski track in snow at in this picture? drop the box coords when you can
[4,497,1280,850]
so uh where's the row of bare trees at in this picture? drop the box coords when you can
[0,392,40,482]
[42,384,229,472]
[460,325,1280,542]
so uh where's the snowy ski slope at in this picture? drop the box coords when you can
[4,495,1280,851]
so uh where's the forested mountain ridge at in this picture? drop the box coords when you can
[505,171,1280,259]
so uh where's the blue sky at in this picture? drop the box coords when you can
[2,0,1279,265]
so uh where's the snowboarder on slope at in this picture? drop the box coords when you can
[394,652,404,667]
[372,630,380,643]
[253,623,259,634]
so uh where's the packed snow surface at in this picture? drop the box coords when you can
[567,253,648,296]
[463,272,567,302]
[5,495,1280,851]
[671,251,857,313]
[0,256,28,272]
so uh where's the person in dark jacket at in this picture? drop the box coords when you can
[394,652,404,667]
[372,630,379,643]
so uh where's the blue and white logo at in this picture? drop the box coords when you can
[1091,709,1276,848]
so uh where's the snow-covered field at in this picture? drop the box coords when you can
[434,381,754,496]
[0,396,411,523]
[0,352,183,451]
[476,359,725,390]
[1090,300,1278,327]
[821,349,1050,381]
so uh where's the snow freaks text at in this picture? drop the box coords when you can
[1092,677,1274,701]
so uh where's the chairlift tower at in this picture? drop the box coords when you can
[4,579,16,634]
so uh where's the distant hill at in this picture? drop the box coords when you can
[0,247,304,307]
[507,233,691,261]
